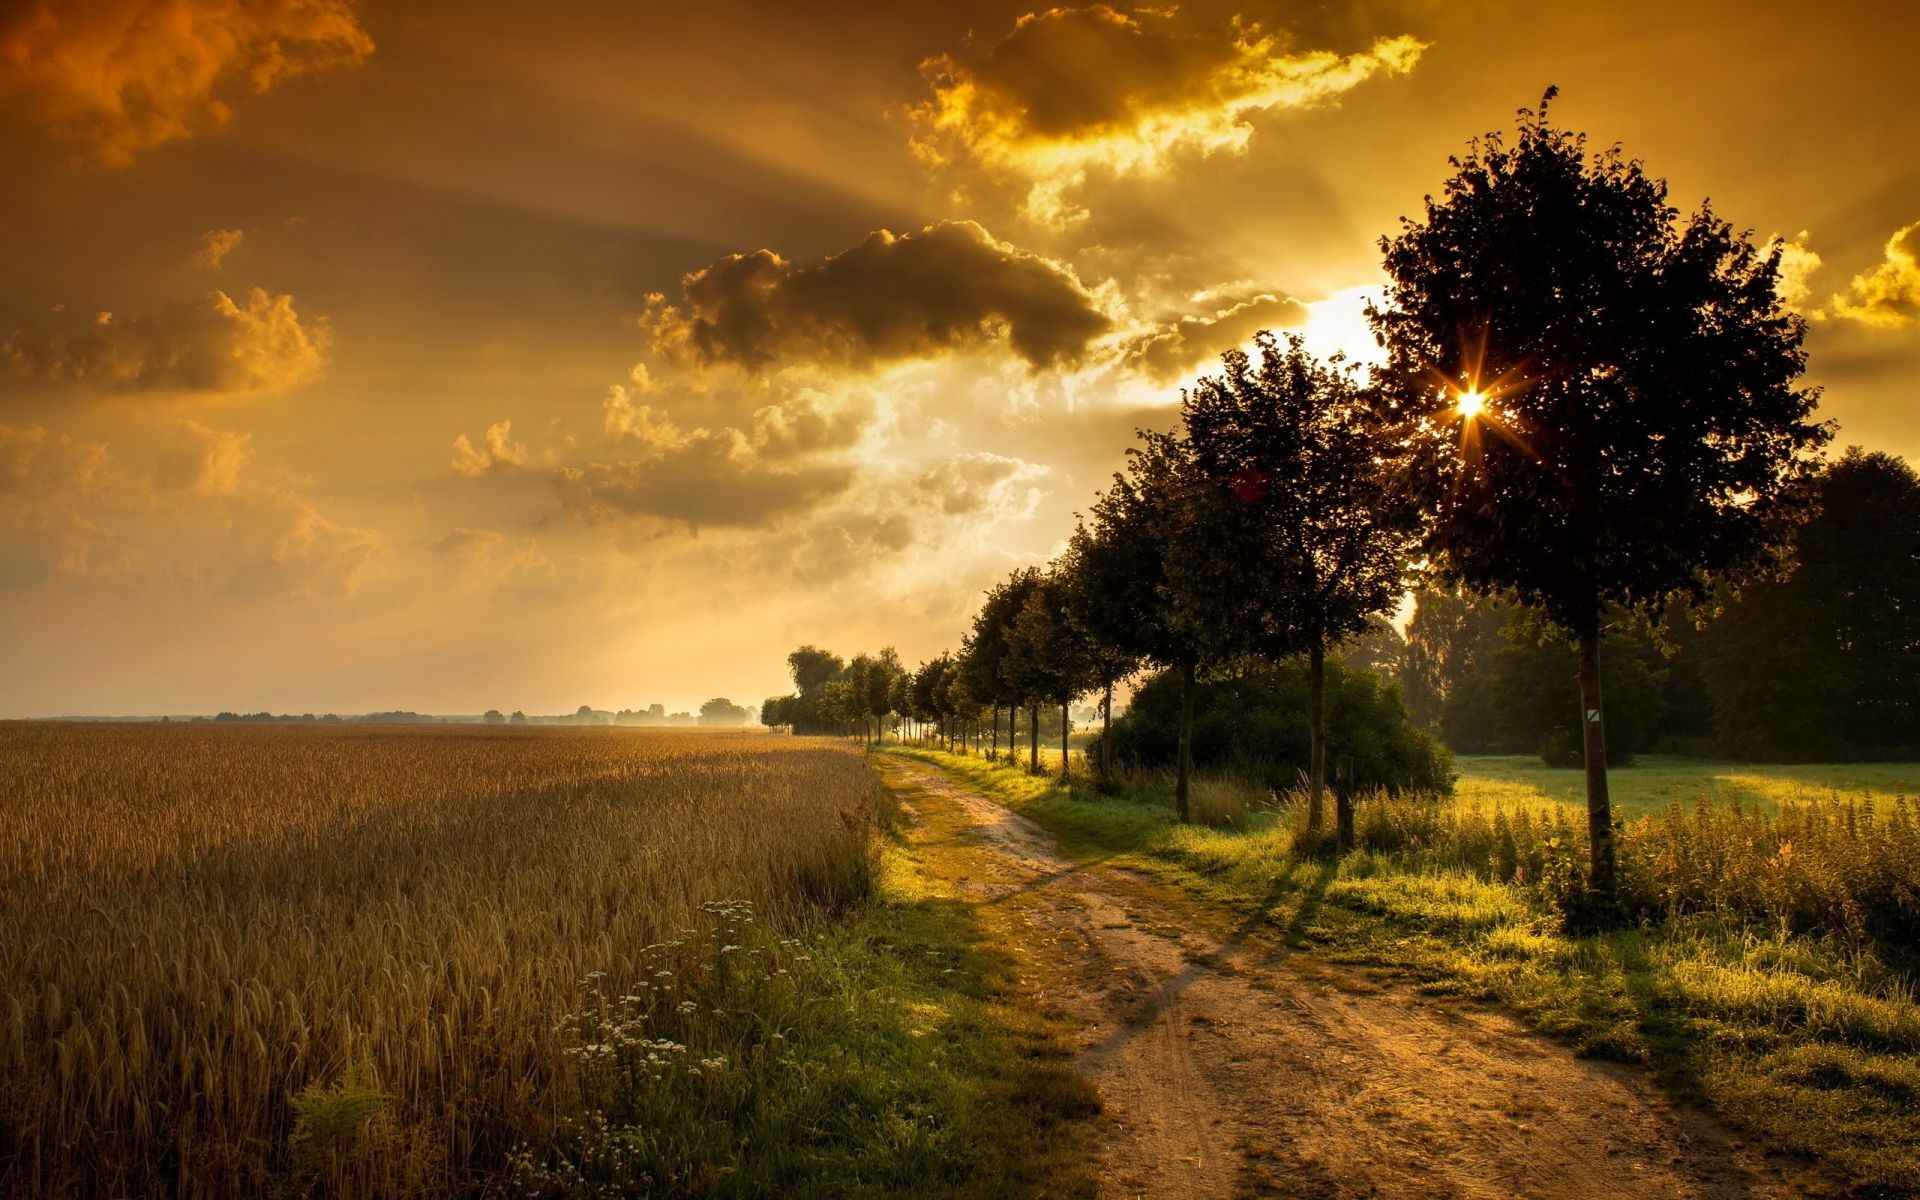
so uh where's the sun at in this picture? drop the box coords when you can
[1456,389,1487,420]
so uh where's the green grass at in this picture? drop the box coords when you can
[513,778,1098,1197]
[887,743,1920,1196]
[1457,754,1920,818]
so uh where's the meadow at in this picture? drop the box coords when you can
[889,742,1920,1193]
[0,724,890,1196]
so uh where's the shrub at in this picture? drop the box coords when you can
[1098,660,1453,794]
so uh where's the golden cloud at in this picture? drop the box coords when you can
[912,6,1425,222]
[1829,220,1920,328]
[0,418,379,595]
[643,220,1112,371]
[912,452,1049,519]
[450,419,528,477]
[195,227,244,270]
[2,0,374,165]
[0,422,130,584]
[1122,292,1308,381]
[552,387,872,530]
[155,420,381,596]
[2,288,329,394]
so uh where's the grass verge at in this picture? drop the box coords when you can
[885,744,1920,1197]
[511,766,1098,1198]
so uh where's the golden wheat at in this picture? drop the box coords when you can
[0,723,877,1198]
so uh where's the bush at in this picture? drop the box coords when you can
[1096,659,1453,794]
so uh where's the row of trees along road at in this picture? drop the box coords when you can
[770,93,1829,917]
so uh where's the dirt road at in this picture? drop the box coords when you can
[878,755,1806,1200]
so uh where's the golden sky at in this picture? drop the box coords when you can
[2,0,1915,716]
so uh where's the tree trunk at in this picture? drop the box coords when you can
[1176,662,1196,823]
[1101,678,1113,781]
[1577,630,1616,907]
[990,708,999,761]
[1307,642,1326,840]
[1028,705,1040,774]
[1059,699,1071,781]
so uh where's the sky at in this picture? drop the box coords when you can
[1,0,1916,717]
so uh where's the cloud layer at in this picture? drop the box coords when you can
[912,6,1424,221]
[643,220,1112,371]
[2,0,374,164]
[1829,221,1920,327]
[3,288,329,394]
[1123,292,1308,381]
[552,386,870,530]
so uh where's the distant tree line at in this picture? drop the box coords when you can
[192,699,756,727]
[773,93,1862,918]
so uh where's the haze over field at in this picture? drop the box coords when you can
[2,0,1917,718]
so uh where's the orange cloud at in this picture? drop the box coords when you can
[1122,292,1308,381]
[553,388,871,531]
[643,220,1112,371]
[1,0,373,165]
[912,6,1425,222]
[2,288,329,394]
[0,419,379,595]
[450,420,527,477]
[1829,220,1920,327]
[195,227,244,269]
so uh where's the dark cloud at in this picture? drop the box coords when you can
[2,0,373,165]
[2,289,329,394]
[643,220,1112,370]
[911,5,1423,222]
[1122,293,1309,381]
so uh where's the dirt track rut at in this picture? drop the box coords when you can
[878,755,1806,1200]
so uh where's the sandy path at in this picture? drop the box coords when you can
[878,756,1807,1200]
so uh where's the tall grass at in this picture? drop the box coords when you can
[0,723,879,1198]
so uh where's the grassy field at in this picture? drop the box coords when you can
[1457,754,1920,818]
[889,744,1920,1195]
[0,724,1088,1198]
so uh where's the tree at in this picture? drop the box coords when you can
[1007,570,1097,779]
[787,646,844,694]
[698,697,750,727]
[963,569,1041,762]
[1399,586,1510,730]
[1182,333,1413,847]
[1058,519,1144,782]
[760,695,794,730]
[509,710,528,725]
[483,709,506,726]
[1701,450,1920,758]
[1369,91,1827,908]
[1086,426,1248,820]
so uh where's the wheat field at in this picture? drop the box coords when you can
[0,723,878,1197]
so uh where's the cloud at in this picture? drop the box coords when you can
[0,422,130,584]
[1828,220,1920,328]
[552,387,871,530]
[2,287,329,394]
[1770,231,1822,309]
[913,452,1049,519]
[450,419,527,477]
[195,227,244,270]
[1122,292,1308,381]
[912,6,1425,222]
[155,420,381,595]
[0,418,378,594]
[643,220,1112,371]
[430,527,552,582]
[1,0,374,165]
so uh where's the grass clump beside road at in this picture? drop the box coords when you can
[886,744,1920,1195]
[515,772,1098,1199]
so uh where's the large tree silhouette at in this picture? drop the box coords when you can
[1369,90,1827,909]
